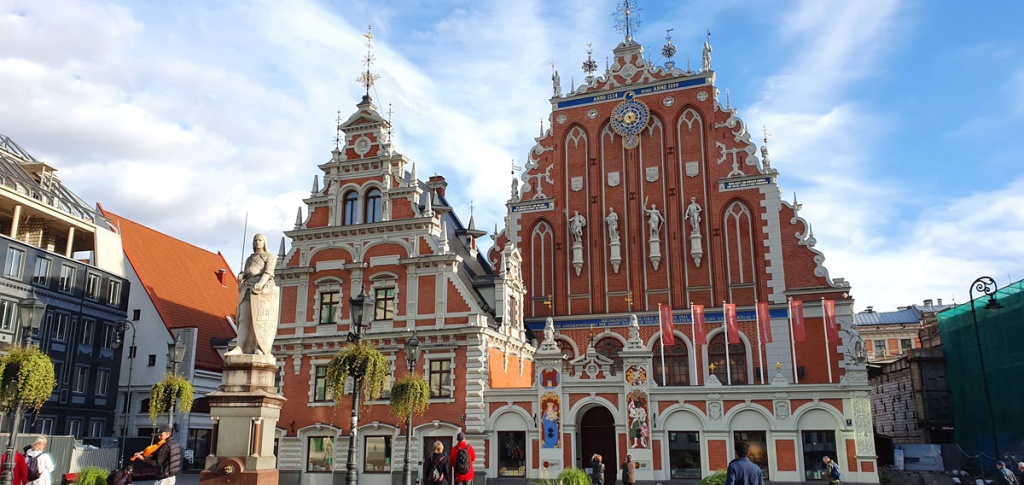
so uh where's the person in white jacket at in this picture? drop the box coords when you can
[26,437,55,485]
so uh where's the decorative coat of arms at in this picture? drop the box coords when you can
[607,172,620,187]
[645,167,659,182]
[571,176,583,192]
[685,161,700,178]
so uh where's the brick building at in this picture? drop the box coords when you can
[270,27,878,485]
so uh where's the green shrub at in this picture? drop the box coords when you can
[698,469,727,485]
[72,467,109,485]
[557,467,592,485]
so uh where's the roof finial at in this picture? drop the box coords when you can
[386,103,394,144]
[662,29,677,69]
[582,43,598,84]
[725,88,731,110]
[539,118,544,137]
[615,0,640,42]
[333,110,342,149]
[356,25,381,98]
[761,126,773,172]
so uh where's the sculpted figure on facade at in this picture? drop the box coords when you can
[685,197,702,233]
[644,202,663,239]
[567,210,586,244]
[227,233,279,357]
[552,69,562,97]
[544,317,555,343]
[605,207,619,242]
[702,36,712,72]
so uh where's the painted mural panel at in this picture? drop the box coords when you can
[540,390,562,448]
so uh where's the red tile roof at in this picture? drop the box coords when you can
[100,206,238,372]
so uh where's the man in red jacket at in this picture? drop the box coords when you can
[1,449,28,485]
[449,431,476,485]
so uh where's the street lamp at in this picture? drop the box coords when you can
[402,334,421,485]
[1,293,46,485]
[113,320,137,468]
[969,276,1003,468]
[166,334,187,432]
[345,287,374,485]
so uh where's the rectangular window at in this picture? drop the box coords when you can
[101,325,116,349]
[734,431,769,478]
[73,365,90,393]
[132,309,140,321]
[129,346,137,359]
[363,436,392,473]
[59,265,76,292]
[52,313,69,341]
[52,362,64,386]
[873,340,886,356]
[32,257,50,285]
[89,420,105,438]
[313,366,332,402]
[107,280,122,306]
[428,360,452,398]
[68,419,82,439]
[148,355,157,366]
[668,431,702,479]
[38,418,54,435]
[96,369,110,395]
[85,273,101,299]
[80,319,94,346]
[319,291,339,324]
[0,299,16,331]
[306,436,334,473]
[5,248,25,278]
[900,338,913,350]
[497,432,526,477]
[374,287,395,320]
[801,430,837,481]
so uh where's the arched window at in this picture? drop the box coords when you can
[342,191,358,225]
[653,337,689,386]
[364,189,382,223]
[708,333,747,385]
[595,337,624,375]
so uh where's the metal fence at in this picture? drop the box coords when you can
[0,434,119,479]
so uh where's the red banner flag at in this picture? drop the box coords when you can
[692,305,707,346]
[823,300,839,341]
[724,303,739,344]
[660,304,675,346]
[790,300,807,342]
[757,302,772,344]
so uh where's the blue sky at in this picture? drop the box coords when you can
[2,0,1022,312]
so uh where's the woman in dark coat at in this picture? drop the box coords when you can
[591,454,605,485]
[423,440,450,485]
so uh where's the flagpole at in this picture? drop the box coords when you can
[659,303,667,387]
[788,297,799,384]
[723,301,731,385]
[822,298,833,384]
[690,302,698,385]
[756,301,765,385]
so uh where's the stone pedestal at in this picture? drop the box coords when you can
[199,354,286,485]
[689,231,703,267]
[609,240,622,273]
[571,241,583,276]
[648,237,661,270]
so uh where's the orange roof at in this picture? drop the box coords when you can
[100,206,238,372]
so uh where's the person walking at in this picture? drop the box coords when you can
[725,441,764,485]
[1,446,28,485]
[822,456,842,485]
[25,437,55,485]
[620,455,636,485]
[424,440,450,485]
[449,431,475,485]
[134,425,181,485]
[996,461,1018,485]
[1016,462,1024,485]
[590,454,605,485]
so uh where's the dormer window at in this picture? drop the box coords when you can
[364,188,382,223]
[343,191,359,225]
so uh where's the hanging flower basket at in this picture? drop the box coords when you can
[388,375,430,420]
[0,346,56,414]
[149,373,195,422]
[325,342,389,407]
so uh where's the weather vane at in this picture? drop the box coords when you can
[356,25,381,96]
[582,43,598,83]
[332,111,342,150]
[662,29,677,69]
[614,0,641,42]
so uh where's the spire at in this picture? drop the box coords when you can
[792,192,802,214]
[356,25,381,99]
[582,44,598,84]
[278,237,286,259]
[294,207,303,229]
[539,118,544,137]
[662,29,677,69]
[726,88,731,110]
[615,0,640,43]
[423,188,433,216]
[311,174,319,195]
[491,223,500,241]
[332,110,342,150]
[408,162,417,187]
[439,220,450,254]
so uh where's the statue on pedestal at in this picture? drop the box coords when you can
[227,234,279,357]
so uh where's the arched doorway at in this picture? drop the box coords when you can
[579,406,616,485]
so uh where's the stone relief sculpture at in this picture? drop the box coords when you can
[227,234,280,357]
[605,207,619,242]
[685,197,702,233]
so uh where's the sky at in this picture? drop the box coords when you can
[1,0,1023,313]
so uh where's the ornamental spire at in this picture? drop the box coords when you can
[582,43,598,84]
[356,25,381,97]
[662,29,677,69]
[614,0,641,42]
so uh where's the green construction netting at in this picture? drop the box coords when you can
[938,278,1024,465]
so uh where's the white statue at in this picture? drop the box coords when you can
[605,207,619,242]
[686,197,702,233]
[628,314,640,341]
[702,37,712,72]
[567,210,586,244]
[227,234,279,357]
[544,317,555,343]
[644,203,663,239]
[552,69,562,97]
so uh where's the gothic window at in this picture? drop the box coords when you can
[595,337,624,375]
[364,188,382,223]
[708,333,747,385]
[530,222,553,314]
[556,339,575,374]
[342,191,358,225]
[724,202,756,286]
[653,337,689,386]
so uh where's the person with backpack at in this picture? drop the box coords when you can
[448,431,475,485]
[823,456,842,485]
[997,461,1019,485]
[25,437,55,485]
[134,425,181,485]
[423,440,449,485]
[0,446,28,485]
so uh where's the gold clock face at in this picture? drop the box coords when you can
[623,111,637,124]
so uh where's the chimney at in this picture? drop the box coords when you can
[427,175,448,197]
[923,299,933,306]
[937,298,943,306]
[865,306,874,313]
[217,269,227,285]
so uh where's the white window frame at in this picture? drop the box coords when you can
[5,248,25,279]
[96,368,110,395]
[0,299,16,331]
[85,273,101,299]
[59,264,76,292]
[73,365,89,394]
[80,319,94,346]
[108,280,122,306]
[52,313,70,341]
[32,256,50,285]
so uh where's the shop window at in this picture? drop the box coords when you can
[364,436,391,473]
[708,333,747,385]
[653,338,689,386]
[497,431,526,477]
[802,430,837,481]
[307,436,334,473]
[733,431,769,478]
[668,431,701,479]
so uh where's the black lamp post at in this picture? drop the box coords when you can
[969,276,1003,467]
[345,287,375,485]
[402,334,421,485]
[1,293,46,485]
[113,320,137,468]
[166,334,187,432]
